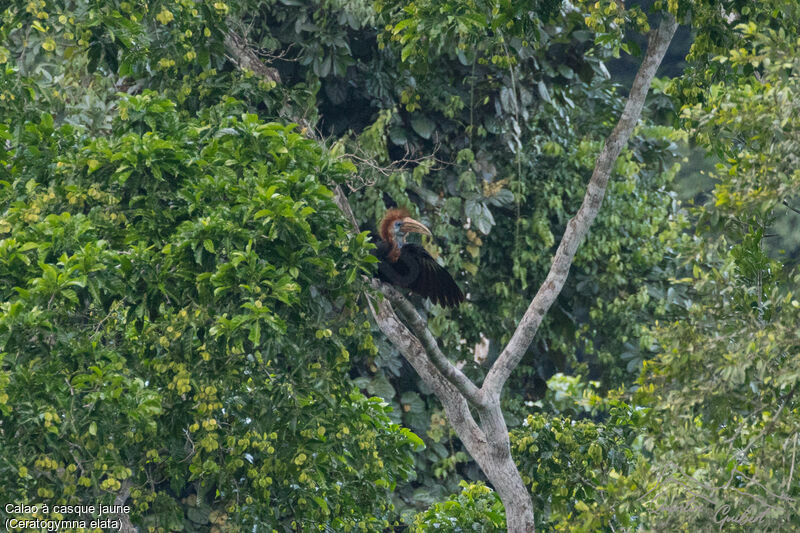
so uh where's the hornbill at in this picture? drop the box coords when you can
[374,208,465,308]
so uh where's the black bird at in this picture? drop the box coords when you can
[374,208,464,307]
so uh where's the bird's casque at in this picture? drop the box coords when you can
[373,208,464,308]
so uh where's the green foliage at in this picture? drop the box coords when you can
[512,400,646,532]
[232,0,375,79]
[0,91,419,530]
[534,373,603,416]
[106,0,691,513]
[635,7,800,531]
[411,481,505,532]
[667,0,800,105]
[683,20,800,218]
[0,0,287,133]
[9,0,800,530]
[381,0,563,71]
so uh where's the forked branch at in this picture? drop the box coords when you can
[376,281,485,406]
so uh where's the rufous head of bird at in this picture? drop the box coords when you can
[380,208,432,258]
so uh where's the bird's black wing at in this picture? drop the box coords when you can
[400,244,464,308]
[375,241,421,287]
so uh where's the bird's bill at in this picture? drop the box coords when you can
[400,217,432,236]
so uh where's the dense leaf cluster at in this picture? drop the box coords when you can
[511,403,644,532]
[410,481,505,532]
[0,84,420,530]
[636,7,800,532]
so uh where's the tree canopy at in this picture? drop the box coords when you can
[1,0,799,531]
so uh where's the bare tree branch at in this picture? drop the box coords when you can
[337,138,449,179]
[375,281,486,406]
[332,186,361,230]
[369,286,488,441]
[115,479,136,533]
[331,187,492,462]
[224,30,281,84]
[783,199,800,216]
[483,14,678,394]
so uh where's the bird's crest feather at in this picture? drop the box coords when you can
[379,207,411,242]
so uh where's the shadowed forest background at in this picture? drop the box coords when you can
[1,0,799,531]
